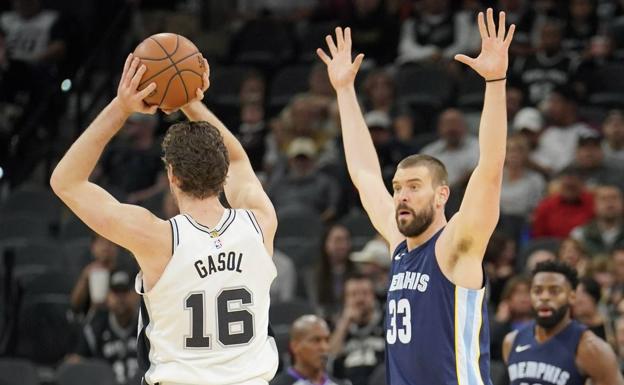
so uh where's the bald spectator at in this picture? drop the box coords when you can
[330,274,384,385]
[532,86,594,175]
[602,110,624,167]
[531,168,594,238]
[270,315,350,385]
[421,108,479,188]
[571,185,624,256]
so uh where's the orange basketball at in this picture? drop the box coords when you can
[133,33,205,110]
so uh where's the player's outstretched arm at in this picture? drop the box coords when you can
[317,27,402,249]
[437,9,515,289]
[577,331,624,385]
[180,69,277,252]
[50,54,171,263]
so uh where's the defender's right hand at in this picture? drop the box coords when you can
[317,27,364,91]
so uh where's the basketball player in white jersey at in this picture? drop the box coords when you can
[51,54,279,385]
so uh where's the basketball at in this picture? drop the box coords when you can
[133,33,205,110]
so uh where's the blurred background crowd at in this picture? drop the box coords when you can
[1,0,624,384]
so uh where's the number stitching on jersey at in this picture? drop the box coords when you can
[386,298,412,345]
[183,287,256,350]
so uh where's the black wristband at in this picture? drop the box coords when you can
[485,77,507,83]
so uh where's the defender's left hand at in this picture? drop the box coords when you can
[454,8,515,81]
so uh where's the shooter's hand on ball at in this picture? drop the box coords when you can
[161,58,210,115]
[115,53,158,115]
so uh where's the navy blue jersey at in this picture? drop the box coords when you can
[386,228,492,385]
[507,320,587,385]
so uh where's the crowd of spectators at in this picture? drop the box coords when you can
[2,0,624,384]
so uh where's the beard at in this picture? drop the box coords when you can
[533,304,569,330]
[396,198,435,237]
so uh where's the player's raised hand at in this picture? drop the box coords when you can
[317,27,365,90]
[162,57,210,115]
[454,8,515,81]
[116,53,158,115]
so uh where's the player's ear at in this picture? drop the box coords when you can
[436,185,450,207]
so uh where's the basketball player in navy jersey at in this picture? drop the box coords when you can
[503,260,623,385]
[51,55,279,384]
[318,9,513,385]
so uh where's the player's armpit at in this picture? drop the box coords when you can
[502,330,518,364]
[576,331,624,385]
[53,181,171,264]
[356,172,403,251]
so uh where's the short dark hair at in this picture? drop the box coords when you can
[397,154,448,186]
[162,121,229,199]
[578,277,601,304]
[532,260,579,289]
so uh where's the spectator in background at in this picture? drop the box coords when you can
[0,0,67,67]
[506,83,525,124]
[485,232,518,306]
[501,134,546,217]
[512,21,577,105]
[310,224,356,319]
[490,276,533,361]
[350,237,390,303]
[531,168,594,238]
[397,0,476,64]
[524,248,557,273]
[421,108,478,188]
[307,62,333,99]
[574,276,608,340]
[512,106,544,157]
[362,69,396,118]
[271,249,297,303]
[239,70,266,104]
[562,0,599,57]
[558,238,590,276]
[575,35,623,96]
[330,274,384,385]
[571,185,624,256]
[602,110,624,166]
[267,137,340,221]
[67,270,139,385]
[234,0,316,23]
[70,234,120,316]
[364,111,411,186]
[566,134,624,191]
[346,0,399,65]
[238,101,268,172]
[611,247,624,306]
[270,315,350,385]
[95,113,167,204]
[532,86,594,174]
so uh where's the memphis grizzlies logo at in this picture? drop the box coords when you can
[508,361,571,385]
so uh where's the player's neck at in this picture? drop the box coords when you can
[405,217,447,251]
[292,363,325,384]
[534,315,572,343]
[176,194,225,227]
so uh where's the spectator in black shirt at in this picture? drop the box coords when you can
[330,274,384,385]
[67,270,139,384]
[270,315,350,385]
[562,0,599,58]
[346,0,399,65]
[513,20,577,105]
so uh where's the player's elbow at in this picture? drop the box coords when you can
[49,166,72,198]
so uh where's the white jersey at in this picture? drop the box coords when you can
[135,209,279,385]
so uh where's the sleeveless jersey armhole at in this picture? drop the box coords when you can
[243,209,264,243]
[169,217,180,254]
